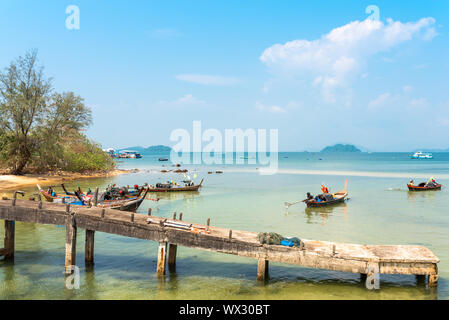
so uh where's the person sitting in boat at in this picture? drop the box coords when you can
[306,192,314,200]
[103,191,112,200]
[409,179,414,186]
[47,187,56,197]
[425,177,437,187]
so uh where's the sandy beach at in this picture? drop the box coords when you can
[0,169,135,191]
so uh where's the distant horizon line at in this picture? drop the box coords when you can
[109,144,449,153]
[109,149,449,154]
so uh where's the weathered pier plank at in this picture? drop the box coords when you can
[0,199,440,287]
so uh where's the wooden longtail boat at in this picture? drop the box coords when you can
[37,185,83,202]
[97,188,149,212]
[37,184,148,212]
[147,179,204,192]
[408,183,442,191]
[305,180,348,208]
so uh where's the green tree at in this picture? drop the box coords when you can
[0,50,111,174]
[0,50,51,174]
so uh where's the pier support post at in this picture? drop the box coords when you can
[257,258,269,281]
[65,214,77,274]
[85,230,95,265]
[157,242,167,275]
[4,220,15,260]
[168,244,177,271]
[428,274,438,287]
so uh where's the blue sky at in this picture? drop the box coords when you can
[1,0,448,151]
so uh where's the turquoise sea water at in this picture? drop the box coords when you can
[1,152,448,299]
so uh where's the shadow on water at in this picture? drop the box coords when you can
[407,190,438,201]
[285,202,348,225]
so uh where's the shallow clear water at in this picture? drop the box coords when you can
[0,152,448,299]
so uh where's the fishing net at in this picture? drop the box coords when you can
[257,232,284,245]
[258,233,302,247]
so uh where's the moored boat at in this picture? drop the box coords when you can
[119,150,142,159]
[37,184,149,212]
[147,179,203,192]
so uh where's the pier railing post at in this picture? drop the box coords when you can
[168,244,177,271]
[65,213,77,274]
[4,220,15,260]
[85,230,95,265]
[257,258,269,281]
[157,242,168,275]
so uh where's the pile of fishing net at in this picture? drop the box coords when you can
[257,232,301,247]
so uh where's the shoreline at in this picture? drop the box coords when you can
[0,169,136,191]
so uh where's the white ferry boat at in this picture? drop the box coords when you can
[411,151,433,159]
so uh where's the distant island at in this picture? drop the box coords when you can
[147,145,172,153]
[119,145,172,153]
[321,144,362,153]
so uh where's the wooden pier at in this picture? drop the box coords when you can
[0,198,439,288]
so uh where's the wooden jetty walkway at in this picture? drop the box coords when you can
[0,197,440,288]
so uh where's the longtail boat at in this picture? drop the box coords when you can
[37,184,83,202]
[97,188,149,211]
[305,180,348,208]
[147,179,204,192]
[408,183,442,191]
[37,184,149,212]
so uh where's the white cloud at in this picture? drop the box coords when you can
[175,74,240,86]
[414,64,427,69]
[260,17,436,103]
[255,102,286,113]
[437,117,449,127]
[175,94,205,105]
[409,97,428,108]
[402,85,413,93]
[157,94,205,108]
[368,92,391,109]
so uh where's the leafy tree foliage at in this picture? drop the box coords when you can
[0,50,114,174]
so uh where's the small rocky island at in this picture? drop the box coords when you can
[321,144,361,153]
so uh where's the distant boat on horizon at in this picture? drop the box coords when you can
[119,150,142,159]
[411,151,433,159]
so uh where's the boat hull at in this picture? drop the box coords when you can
[147,185,201,192]
[37,184,148,212]
[147,179,203,192]
[407,184,442,191]
[305,195,347,207]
